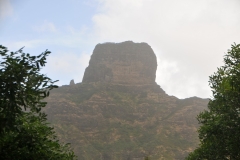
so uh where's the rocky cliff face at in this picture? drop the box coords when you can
[45,41,208,160]
[82,41,157,85]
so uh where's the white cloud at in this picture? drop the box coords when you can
[91,0,240,98]
[2,0,239,99]
[5,39,44,51]
[33,21,57,32]
[44,51,90,85]
[66,25,88,35]
[0,0,13,19]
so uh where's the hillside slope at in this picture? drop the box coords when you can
[45,83,208,159]
[45,41,208,159]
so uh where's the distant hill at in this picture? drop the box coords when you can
[45,41,208,160]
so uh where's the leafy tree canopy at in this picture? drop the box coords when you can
[0,45,76,160]
[186,43,240,160]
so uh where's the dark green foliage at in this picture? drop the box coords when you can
[0,45,76,160]
[186,43,240,160]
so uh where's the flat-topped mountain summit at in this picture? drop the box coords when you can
[82,41,157,85]
[45,41,208,160]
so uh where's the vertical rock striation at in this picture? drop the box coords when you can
[82,41,157,85]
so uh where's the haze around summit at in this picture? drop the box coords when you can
[0,0,240,99]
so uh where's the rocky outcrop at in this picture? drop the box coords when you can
[69,79,75,86]
[82,41,157,85]
[45,41,209,160]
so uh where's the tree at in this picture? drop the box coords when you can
[0,45,76,159]
[186,43,240,160]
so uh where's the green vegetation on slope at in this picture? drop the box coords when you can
[45,82,208,159]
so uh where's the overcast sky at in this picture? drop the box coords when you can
[1,0,240,99]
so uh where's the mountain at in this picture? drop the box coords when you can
[45,41,208,160]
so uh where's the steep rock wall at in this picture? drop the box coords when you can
[82,41,157,85]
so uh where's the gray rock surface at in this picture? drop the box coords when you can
[82,41,157,85]
[69,79,75,85]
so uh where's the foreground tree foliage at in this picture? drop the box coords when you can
[186,43,240,160]
[0,45,76,159]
